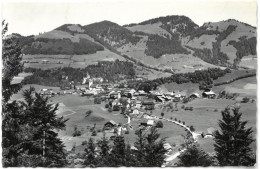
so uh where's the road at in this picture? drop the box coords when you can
[148,114,200,167]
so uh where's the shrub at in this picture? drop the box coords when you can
[113,105,120,111]
[156,121,164,128]
[179,120,181,123]
[170,117,173,120]
[125,130,130,134]
[97,129,102,133]
[183,122,185,125]
[175,118,177,121]
[242,97,250,103]
[85,110,92,117]
[181,105,185,109]
[108,107,113,112]
[214,109,218,112]
[190,125,195,132]
[91,130,97,136]
[105,104,109,108]
[94,97,102,104]
[73,130,81,137]
[161,112,164,117]
[82,141,88,145]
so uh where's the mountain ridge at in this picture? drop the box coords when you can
[13,15,256,71]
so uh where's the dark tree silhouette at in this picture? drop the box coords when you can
[214,105,256,166]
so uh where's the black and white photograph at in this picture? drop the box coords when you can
[2,0,257,167]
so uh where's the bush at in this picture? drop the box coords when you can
[82,141,88,145]
[181,105,185,109]
[190,126,195,132]
[175,118,177,121]
[113,105,120,111]
[91,130,97,136]
[183,122,185,125]
[85,110,93,117]
[182,97,190,103]
[97,129,102,133]
[105,104,109,108]
[214,109,218,112]
[241,97,250,103]
[125,130,130,134]
[73,130,81,137]
[156,121,164,128]
[94,97,102,104]
[179,120,181,123]
[108,107,113,112]
[161,112,164,117]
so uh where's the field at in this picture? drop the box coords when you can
[214,69,256,84]
[126,22,172,38]
[22,49,126,69]
[53,95,188,151]
[118,36,222,73]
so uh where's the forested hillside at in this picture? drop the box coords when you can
[84,21,141,47]
[23,59,136,86]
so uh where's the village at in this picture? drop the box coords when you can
[35,73,236,166]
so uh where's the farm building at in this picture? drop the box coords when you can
[202,91,216,99]
[104,120,117,129]
[147,120,155,126]
[189,93,200,99]
[142,100,155,110]
[132,109,139,115]
[42,59,50,64]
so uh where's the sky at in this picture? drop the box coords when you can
[2,0,257,36]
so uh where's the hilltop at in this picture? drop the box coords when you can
[13,15,256,74]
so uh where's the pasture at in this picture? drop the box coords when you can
[54,95,188,151]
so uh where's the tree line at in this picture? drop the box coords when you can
[137,68,231,92]
[23,59,136,86]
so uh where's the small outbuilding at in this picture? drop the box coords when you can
[189,93,200,99]
[202,91,216,99]
[104,120,117,129]
[147,120,155,126]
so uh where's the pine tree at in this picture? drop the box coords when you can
[214,105,256,166]
[134,128,147,166]
[20,87,68,167]
[84,138,97,167]
[2,21,23,103]
[176,144,214,166]
[2,20,24,167]
[97,133,109,158]
[144,127,167,167]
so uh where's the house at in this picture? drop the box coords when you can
[42,59,50,64]
[189,93,200,99]
[135,101,142,109]
[138,90,146,96]
[142,100,155,110]
[202,90,216,99]
[147,120,154,126]
[132,109,139,115]
[155,96,165,103]
[104,120,117,129]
